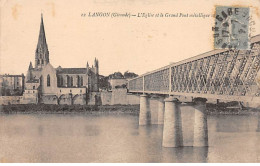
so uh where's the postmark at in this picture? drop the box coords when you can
[213,6,250,50]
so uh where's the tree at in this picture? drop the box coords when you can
[99,75,110,90]
[124,71,138,79]
[109,72,124,79]
[99,71,139,90]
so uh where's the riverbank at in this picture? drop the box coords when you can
[0,103,259,115]
[206,102,260,115]
[0,104,140,115]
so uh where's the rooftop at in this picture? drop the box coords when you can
[26,79,39,83]
[0,74,24,77]
[56,68,87,74]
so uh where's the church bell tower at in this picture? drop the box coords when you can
[35,14,49,69]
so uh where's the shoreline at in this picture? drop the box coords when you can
[0,104,259,115]
[0,104,140,115]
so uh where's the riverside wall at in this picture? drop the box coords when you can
[100,88,139,105]
[0,89,139,106]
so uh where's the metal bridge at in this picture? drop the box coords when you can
[128,35,260,104]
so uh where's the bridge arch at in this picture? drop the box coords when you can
[41,95,58,104]
[58,94,72,105]
[73,94,85,105]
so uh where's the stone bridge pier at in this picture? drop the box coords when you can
[138,94,209,147]
[193,98,208,147]
[139,94,166,125]
[157,96,165,125]
[162,96,183,147]
[139,94,151,125]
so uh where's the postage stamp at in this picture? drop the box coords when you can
[213,6,250,50]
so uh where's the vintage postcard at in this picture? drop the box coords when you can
[0,0,260,163]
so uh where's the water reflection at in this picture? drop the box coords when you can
[257,113,260,132]
[38,125,44,136]
[215,115,256,132]
[192,147,208,163]
[161,147,208,163]
[84,125,100,136]
[0,110,259,162]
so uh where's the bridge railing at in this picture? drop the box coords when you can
[128,35,260,103]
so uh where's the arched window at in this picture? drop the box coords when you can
[67,75,70,87]
[41,59,44,64]
[77,75,80,87]
[39,76,42,86]
[60,76,63,86]
[57,76,60,86]
[47,75,50,87]
[81,76,83,86]
[37,59,40,65]
[71,76,73,86]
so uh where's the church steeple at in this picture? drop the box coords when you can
[26,62,33,81]
[35,14,49,68]
[29,61,33,69]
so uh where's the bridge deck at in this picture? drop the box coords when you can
[128,35,260,103]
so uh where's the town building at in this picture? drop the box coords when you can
[109,78,127,89]
[0,15,139,106]
[0,74,25,96]
[23,14,99,105]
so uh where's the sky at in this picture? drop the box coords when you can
[0,0,260,76]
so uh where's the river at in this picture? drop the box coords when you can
[0,106,260,163]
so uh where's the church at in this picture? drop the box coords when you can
[23,15,99,105]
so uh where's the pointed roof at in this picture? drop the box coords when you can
[95,58,99,67]
[29,61,33,69]
[36,14,48,52]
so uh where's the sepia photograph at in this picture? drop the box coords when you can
[0,0,260,163]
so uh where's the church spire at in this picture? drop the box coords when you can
[35,14,49,68]
[29,61,33,69]
[26,62,33,81]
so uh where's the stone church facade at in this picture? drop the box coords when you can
[23,15,99,105]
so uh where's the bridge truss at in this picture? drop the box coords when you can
[128,35,260,103]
